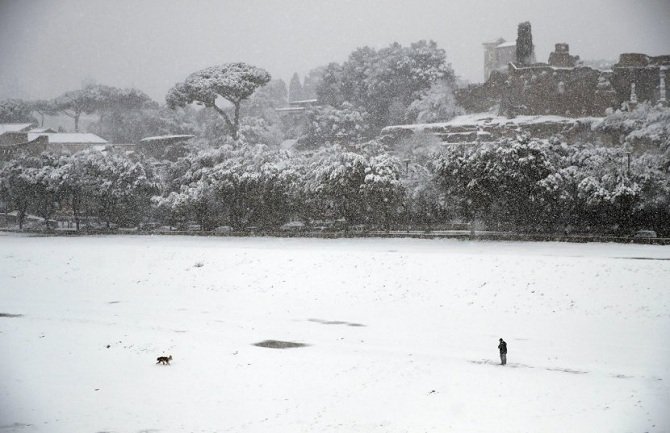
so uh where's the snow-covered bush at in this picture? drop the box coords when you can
[596,103,670,150]
[298,103,374,148]
[405,80,464,124]
[316,40,455,129]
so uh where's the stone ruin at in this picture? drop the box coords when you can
[458,24,669,118]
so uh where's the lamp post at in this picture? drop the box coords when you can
[623,142,631,175]
[404,159,411,233]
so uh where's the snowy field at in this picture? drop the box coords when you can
[1,234,669,433]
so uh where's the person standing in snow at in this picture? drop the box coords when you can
[498,338,507,365]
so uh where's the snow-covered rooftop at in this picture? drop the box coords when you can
[289,98,318,104]
[28,127,56,133]
[0,123,33,134]
[139,134,195,143]
[497,41,516,48]
[27,133,108,144]
[276,107,306,113]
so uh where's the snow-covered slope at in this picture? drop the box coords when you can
[1,235,668,433]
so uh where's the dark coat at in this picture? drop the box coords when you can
[498,340,507,355]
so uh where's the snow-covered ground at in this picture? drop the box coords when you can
[1,234,669,433]
[381,112,601,133]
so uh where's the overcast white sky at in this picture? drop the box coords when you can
[1,0,668,101]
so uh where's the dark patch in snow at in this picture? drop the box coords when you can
[469,359,534,368]
[309,318,366,327]
[612,373,633,379]
[107,301,121,304]
[0,313,23,318]
[613,257,670,261]
[253,340,308,349]
[545,367,588,374]
[0,424,32,430]
[469,359,589,374]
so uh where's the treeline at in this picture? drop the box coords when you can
[1,40,462,148]
[1,40,668,235]
[1,132,668,235]
[0,152,157,230]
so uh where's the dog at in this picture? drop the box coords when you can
[156,355,172,365]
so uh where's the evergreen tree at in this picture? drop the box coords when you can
[0,99,36,124]
[315,40,453,129]
[515,21,534,65]
[166,63,271,141]
[289,73,304,102]
[302,67,325,100]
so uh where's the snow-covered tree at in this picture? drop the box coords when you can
[90,105,196,146]
[0,153,67,230]
[53,86,102,132]
[29,99,58,127]
[288,73,304,102]
[306,150,368,225]
[316,40,454,129]
[210,146,297,229]
[302,67,325,100]
[361,153,405,229]
[85,86,157,141]
[0,157,39,229]
[0,99,36,124]
[434,139,557,229]
[596,103,670,150]
[27,154,64,229]
[405,80,464,124]
[65,151,158,228]
[241,78,288,122]
[298,103,374,148]
[166,63,271,141]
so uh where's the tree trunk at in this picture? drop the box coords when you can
[211,103,237,142]
[232,102,240,141]
[74,113,80,132]
[18,208,25,230]
[72,192,80,231]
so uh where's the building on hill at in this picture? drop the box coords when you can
[27,133,108,153]
[28,127,57,133]
[548,43,580,68]
[0,134,47,160]
[276,99,320,140]
[0,123,34,135]
[611,54,670,107]
[275,99,318,116]
[483,38,517,81]
[473,24,670,117]
[0,126,109,160]
[501,51,669,117]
